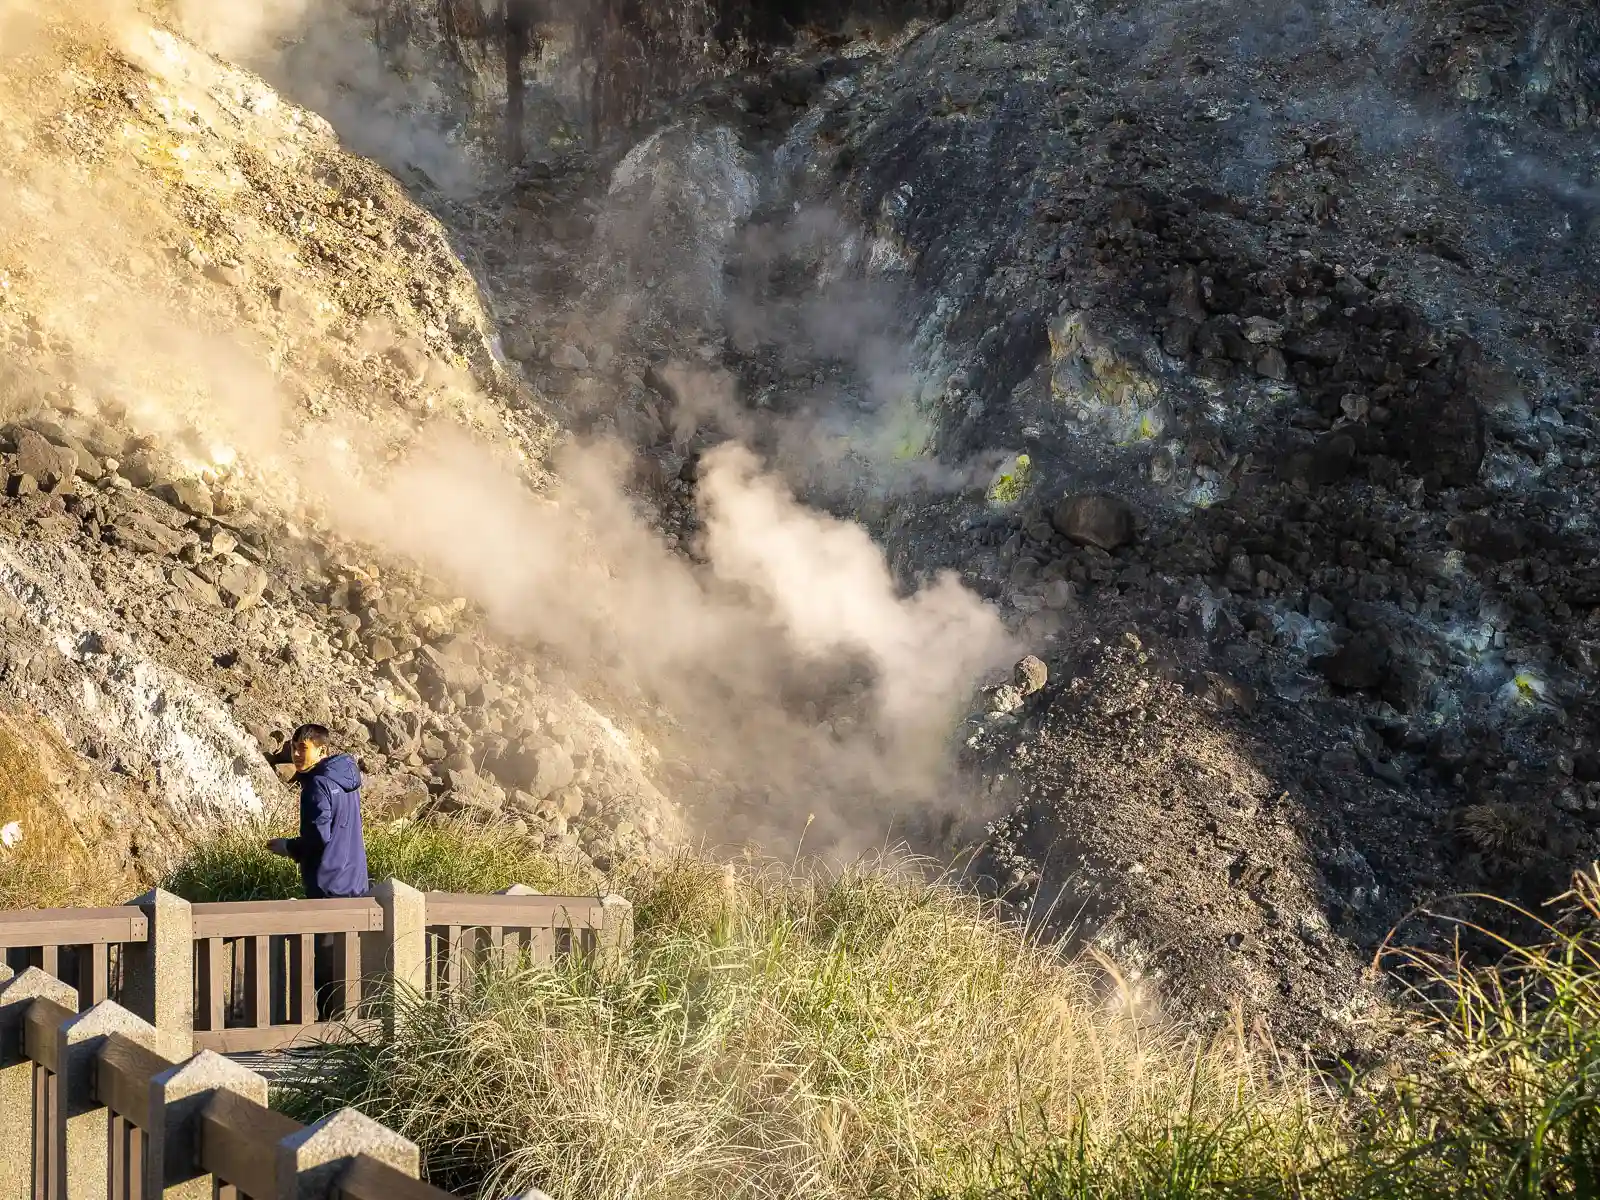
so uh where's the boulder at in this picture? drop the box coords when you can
[216,561,270,608]
[416,641,483,694]
[364,772,431,820]
[488,736,574,799]
[168,566,222,607]
[14,429,71,490]
[438,773,505,819]
[366,710,422,756]
[550,343,589,371]
[109,511,186,556]
[160,477,214,517]
[1313,633,1390,691]
[1051,493,1136,551]
[1013,655,1049,696]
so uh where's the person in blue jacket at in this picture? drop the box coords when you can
[268,724,370,1019]
[268,724,370,900]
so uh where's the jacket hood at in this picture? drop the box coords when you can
[305,752,362,791]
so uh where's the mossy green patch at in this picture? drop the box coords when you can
[987,454,1032,506]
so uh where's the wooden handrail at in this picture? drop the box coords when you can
[94,1030,173,1128]
[198,1085,305,1197]
[0,906,148,948]
[425,892,604,928]
[192,897,385,937]
[22,995,74,1071]
[337,1152,460,1200]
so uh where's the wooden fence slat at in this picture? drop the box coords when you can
[297,935,317,1025]
[95,1032,171,1129]
[251,937,270,1030]
[199,938,227,1032]
[342,931,362,1016]
[84,943,109,1007]
[445,926,463,994]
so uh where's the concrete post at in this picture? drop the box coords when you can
[122,888,195,1060]
[145,1050,269,1200]
[55,1000,177,1200]
[599,894,634,982]
[373,879,426,1033]
[0,969,79,1200]
[275,1108,420,1200]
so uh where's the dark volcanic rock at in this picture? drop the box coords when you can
[1313,633,1391,692]
[1052,493,1136,551]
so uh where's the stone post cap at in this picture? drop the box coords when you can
[150,1048,269,1104]
[276,1108,420,1200]
[0,966,77,1007]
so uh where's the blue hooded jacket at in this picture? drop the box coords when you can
[286,753,370,900]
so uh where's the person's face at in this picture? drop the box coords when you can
[291,738,324,774]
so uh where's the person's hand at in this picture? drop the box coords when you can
[266,838,290,857]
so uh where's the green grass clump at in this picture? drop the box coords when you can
[274,852,1329,1200]
[162,818,598,902]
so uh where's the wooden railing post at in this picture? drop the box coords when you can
[0,968,79,1200]
[599,895,634,982]
[123,889,195,1061]
[55,1001,175,1200]
[145,1049,269,1199]
[276,1108,420,1200]
[373,880,425,1033]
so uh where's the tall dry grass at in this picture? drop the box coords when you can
[276,852,1336,1200]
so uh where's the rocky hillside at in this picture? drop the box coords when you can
[2,0,1598,1059]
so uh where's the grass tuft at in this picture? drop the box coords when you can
[274,852,1330,1200]
[161,817,599,902]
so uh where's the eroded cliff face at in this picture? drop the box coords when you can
[2,0,1597,1049]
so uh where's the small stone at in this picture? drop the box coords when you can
[1314,633,1390,691]
[274,763,298,783]
[1013,655,1049,696]
[367,635,398,662]
[550,343,589,371]
[15,429,69,489]
[1242,316,1285,345]
[1051,493,1136,551]
[9,473,37,498]
[160,477,214,517]
[1255,348,1289,381]
[208,260,247,287]
[987,684,1025,715]
[216,561,269,609]
[210,530,238,556]
[169,566,222,607]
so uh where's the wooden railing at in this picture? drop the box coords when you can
[0,880,630,1200]
[0,907,148,1011]
[0,970,462,1199]
[0,881,634,1057]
